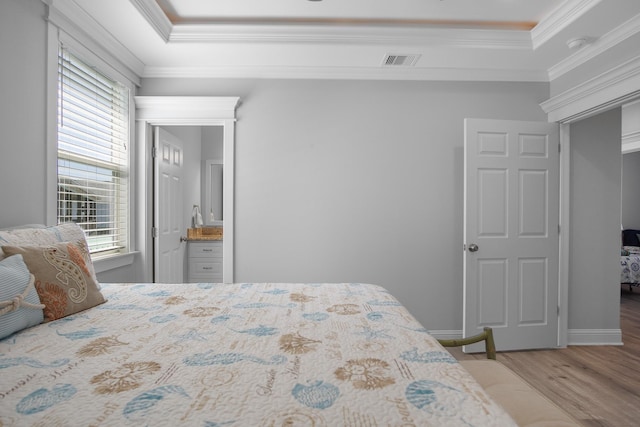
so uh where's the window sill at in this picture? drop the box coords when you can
[93,251,137,273]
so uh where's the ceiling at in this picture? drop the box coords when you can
[54,0,640,82]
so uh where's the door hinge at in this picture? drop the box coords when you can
[152,146,157,158]
[558,224,561,234]
[152,227,158,238]
[558,143,561,153]
[557,306,560,315]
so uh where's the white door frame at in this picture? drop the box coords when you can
[558,123,570,347]
[135,96,240,283]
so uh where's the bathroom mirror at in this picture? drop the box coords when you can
[205,159,223,226]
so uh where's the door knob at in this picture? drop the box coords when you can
[180,236,188,242]
[468,243,479,252]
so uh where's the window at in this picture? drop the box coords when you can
[57,47,129,255]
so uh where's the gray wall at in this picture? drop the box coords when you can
[0,0,47,226]
[623,151,640,230]
[569,108,621,330]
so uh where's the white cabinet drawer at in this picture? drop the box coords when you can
[189,259,222,275]
[189,241,222,258]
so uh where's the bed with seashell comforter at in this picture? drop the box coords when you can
[0,280,518,426]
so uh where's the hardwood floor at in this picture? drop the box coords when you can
[448,288,640,426]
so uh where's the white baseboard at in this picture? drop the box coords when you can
[567,329,623,346]
[429,329,624,346]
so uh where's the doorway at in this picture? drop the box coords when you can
[153,125,224,283]
[622,153,640,231]
[134,96,240,283]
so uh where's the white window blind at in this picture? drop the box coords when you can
[57,46,130,255]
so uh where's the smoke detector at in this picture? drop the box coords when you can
[566,37,592,50]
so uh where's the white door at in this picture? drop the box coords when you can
[154,127,185,283]
[463,119,559,351]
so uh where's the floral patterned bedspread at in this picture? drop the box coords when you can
[621,255,640,285]
[0,283,516,426]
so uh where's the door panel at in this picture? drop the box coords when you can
[478,169,507,236]
[477,259,508,326]
[464,119,559,352]
[520,170,547,236]
[519,258,547,324]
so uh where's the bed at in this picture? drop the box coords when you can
[0,224,516,426]
[621,229,640,290]
[621,253,640,289]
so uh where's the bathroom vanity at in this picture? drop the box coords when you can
[186,227,223,283]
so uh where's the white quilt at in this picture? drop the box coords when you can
[0,282,516,426]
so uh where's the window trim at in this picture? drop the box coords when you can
[57,46,130,255]
[93,251,137,274]
[46,22,137,272]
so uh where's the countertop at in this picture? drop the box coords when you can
[187,227,223,241]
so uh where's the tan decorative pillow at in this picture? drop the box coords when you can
[2,240,105,321]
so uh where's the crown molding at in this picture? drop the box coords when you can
[129,0,531,49]
[168,24,532,49]
[531,0,601,50]
[142,64,548,82]
[129,0,172,42]
[548,12,640,81]
[541,54,640,123]
[622,138,640,154]
[622,98,640,153]
[45,0,145,81]
[51,0,638,87]
[622,130,640,154]
[134,96,240,121]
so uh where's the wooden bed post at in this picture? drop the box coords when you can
[438,327,497,360]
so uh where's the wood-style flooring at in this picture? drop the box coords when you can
[448,288,640,427]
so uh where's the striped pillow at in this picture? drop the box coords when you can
[0,254,44,339]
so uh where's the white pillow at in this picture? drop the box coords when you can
[0,223,87,260]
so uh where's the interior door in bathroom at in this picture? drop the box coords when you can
[153,127,185,283]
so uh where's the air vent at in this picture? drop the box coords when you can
[382,54,420,67]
